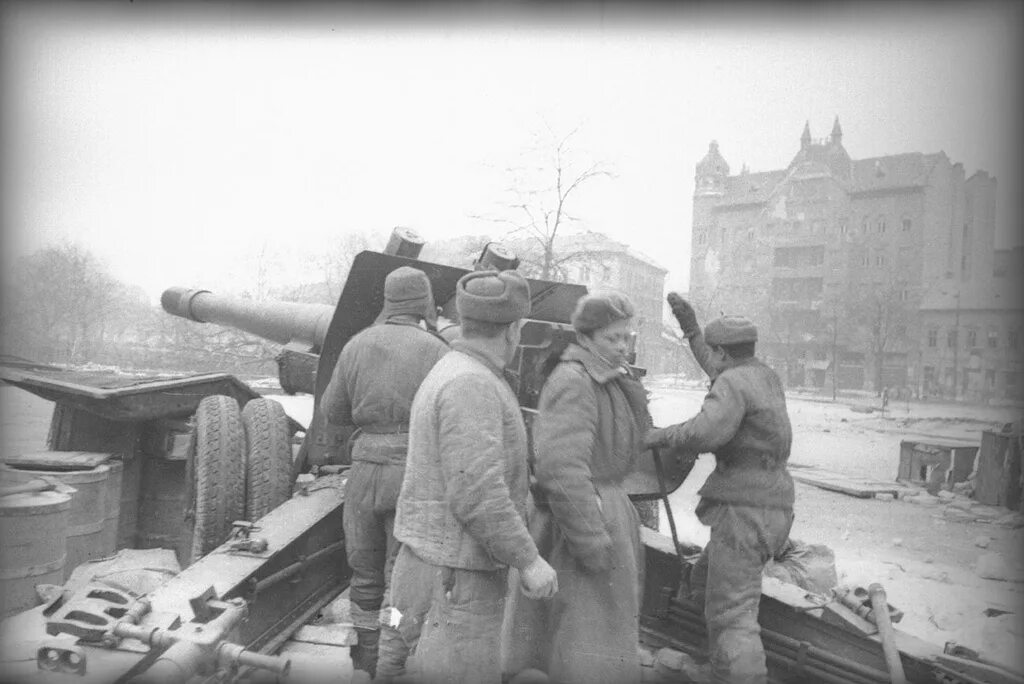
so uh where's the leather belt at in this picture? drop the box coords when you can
[359,423,409,435]
[725,450,785,471]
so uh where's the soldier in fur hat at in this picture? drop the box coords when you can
[647,297,794,684]
[503,290,650,684]
[320,266,450,678]
[389,270,557,684]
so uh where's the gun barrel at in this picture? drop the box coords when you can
[161,287,334,348]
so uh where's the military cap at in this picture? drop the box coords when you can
[571,291,636,335]
[381,266,437,324]
[704,315,758,346]
[456,270,531,323]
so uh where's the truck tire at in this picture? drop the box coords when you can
[187,395,245,564]
[242,397,293,521]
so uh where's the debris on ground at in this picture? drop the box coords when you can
[974,552,1024,582]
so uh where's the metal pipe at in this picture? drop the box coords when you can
[869,583,908,684]
[253,540,345,594]
[667,604,890,682]
[161,287,334,348]
[659,612,883,684]
[217,642,291,676]
[765,648,879,684]
[125,602,248,683]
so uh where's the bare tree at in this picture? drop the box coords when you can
[846,269,912,395]
[473,126,613,281]
[2,242,127,363]
[315,230,377,303]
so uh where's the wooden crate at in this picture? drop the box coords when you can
[897,439,978,494]
[974,430,1022,510]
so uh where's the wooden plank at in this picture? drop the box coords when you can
[2,450,110,470]
[789,465,902,498]
[791,474,877,498]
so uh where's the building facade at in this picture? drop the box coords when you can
[689,119,1023,400]
[555,233,683,375]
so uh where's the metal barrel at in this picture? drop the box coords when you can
[0,489,70,617]
[160,287,335,348]
[2,464,111,579]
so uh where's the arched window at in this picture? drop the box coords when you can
[877,216,887,233]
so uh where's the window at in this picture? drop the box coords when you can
[967,329,977,348]
[902,217,912,231]
[1006,371,1018,388]
[900,289,910,301]
[839,219,848,235]
[988,330,998,349]
[579,264,591,280]
[861,216,869,232]
[1010,330,1020,350]
[927,330,938,347]
[860,255,870,267]
[947,330,958,348]
[877,216,887,233]
[875,254,887,267]
[986,369,996,390]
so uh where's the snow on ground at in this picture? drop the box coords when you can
[264,394,314,432]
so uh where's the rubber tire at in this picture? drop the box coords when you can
[187,395,245,564]
[242,397,293,521]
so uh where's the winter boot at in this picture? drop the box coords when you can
[352,628,381,679]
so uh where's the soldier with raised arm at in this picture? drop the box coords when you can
[647,302,794,684]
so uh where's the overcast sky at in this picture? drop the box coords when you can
[1,1,1020,302]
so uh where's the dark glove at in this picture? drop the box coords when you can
[667,292,700,338]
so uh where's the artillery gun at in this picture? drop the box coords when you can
[0,231,1015,684]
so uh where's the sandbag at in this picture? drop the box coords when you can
[763,538,837,594]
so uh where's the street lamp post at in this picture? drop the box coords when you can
[952,289,961,400]
[831,309,838,401]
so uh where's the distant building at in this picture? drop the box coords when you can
[919,261,1023,401]
[689,119,1023,400]
[552,232,682,375]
